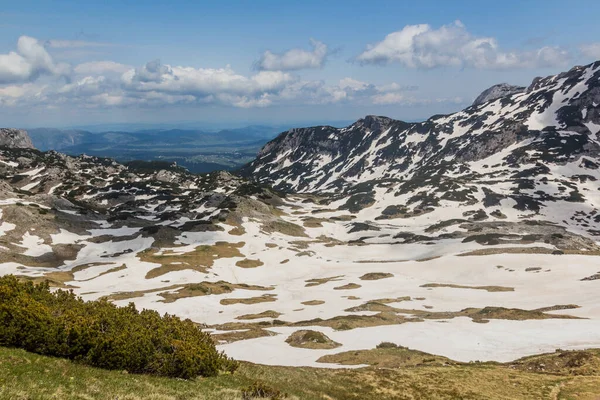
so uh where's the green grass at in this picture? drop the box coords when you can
[3,346,600,399]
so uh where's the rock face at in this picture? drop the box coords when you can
[241,61,600,195]
[472,83,526,106]
[0,128,35,149]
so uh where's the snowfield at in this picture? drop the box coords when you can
[2,60,600,367]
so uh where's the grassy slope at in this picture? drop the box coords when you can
[2,347,600,399]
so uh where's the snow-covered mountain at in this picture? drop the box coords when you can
[240,61,600,238]
[242,61,600,195]
[3,60,600,368]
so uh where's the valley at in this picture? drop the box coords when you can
[1,60,600,398]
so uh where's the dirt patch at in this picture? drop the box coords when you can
[235,258,264,268]
[305,275,344,287]
[334,283,361,290]
[92,264,127,279]
[0,243,84,269]
[220,294,277,305]
[317,345,454,368]
[262,220,307,237]
[212,328,277,344]
[302,217,328,228]
[420,283,514,292]
[236,310,282,320]
[159,281,273,303]
[372,296,412,304]
[142,241,245,279]
[301,300,325,306]
[16,271,77,288]
[344,302,581,324]
[103,280,272,302]
[295,312,413,330]
[359,272,394,281]
[227,226,246,236]
[285,330,341,350]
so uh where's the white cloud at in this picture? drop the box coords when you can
[0,36,464,111]
[580,43,600,60]
[121,60,295,102]
[256,39,328,71]
[356,21,570,69]
[0,36,70,84]
[372,92,405,105]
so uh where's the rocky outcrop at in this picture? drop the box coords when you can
[0,128,35,149]
[472,83,526,106]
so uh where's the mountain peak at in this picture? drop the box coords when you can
[472,83,526,106]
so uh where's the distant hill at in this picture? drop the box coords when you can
[26,125,285,173]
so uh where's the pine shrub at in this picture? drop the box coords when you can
[0,275,237,378]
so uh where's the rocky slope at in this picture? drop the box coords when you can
[240,61,600,239]
[242,61,600,195]
[0,128,34,149]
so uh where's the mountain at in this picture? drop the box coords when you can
[0,128,34,149]
[240,61,600,237]
[26,125,283,173]
[27,128,92,150]
[472,83,526,106]
[242,61,600,198]
[2,61,600,370]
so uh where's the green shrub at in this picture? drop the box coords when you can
[376,341,399,349]
[0,275,237,378]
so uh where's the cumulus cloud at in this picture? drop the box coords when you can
[0,35,464,111]
[121,60,295,102]
[580,43,600,60]
[356,21,570,69]
[256,39,328,71]
[0,36,70,84]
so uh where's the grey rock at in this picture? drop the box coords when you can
[472,83,526,106]
[0,128,35,149]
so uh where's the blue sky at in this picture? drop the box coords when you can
[1,0,599,128]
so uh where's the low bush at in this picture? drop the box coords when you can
[376,341,400,349]
[0,275,237,378]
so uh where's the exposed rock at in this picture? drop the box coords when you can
[472,83,526,106]
[0,128,35,149]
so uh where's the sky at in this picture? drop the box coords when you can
[1,0,600,129]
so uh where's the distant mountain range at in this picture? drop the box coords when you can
[25,125,284,173]
[25,122,354,173]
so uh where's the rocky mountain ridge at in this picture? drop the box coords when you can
[0,128,34,149]
[241,61,600,196]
